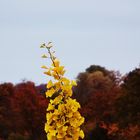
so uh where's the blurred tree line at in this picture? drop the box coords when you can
[0,65,140,140]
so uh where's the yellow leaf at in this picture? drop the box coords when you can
[47,103,55,111]
[45,88,55,97]
[44,123,49,133]
[79,130,84,139]
[47,80,53,89]
[71,80,77,86]
[44,70,51,76]
[52,72,60,80]
[54,59,60,67]
[41,65,48,69]
[51,95,63,105]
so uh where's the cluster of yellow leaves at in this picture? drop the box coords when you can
[41,43,85,140]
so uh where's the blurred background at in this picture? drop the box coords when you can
[0,0,140,84]
[0,1,140,140]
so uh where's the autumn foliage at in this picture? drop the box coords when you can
[0,82,48,140]
[41,43,84,140]
[0,51,140,139]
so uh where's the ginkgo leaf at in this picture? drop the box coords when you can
[42,54,47,58]
[45,88,55,97]
[46,42,53,49]
[54,59,60,67]
[47,80,53,89]
[40,43,46,48]
[41,42,85,140]
[44,70,51,76]
[41,65,48,69]
[71,80,77,86]
[79,130,84,139]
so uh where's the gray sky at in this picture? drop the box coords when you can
[0,0,140,84]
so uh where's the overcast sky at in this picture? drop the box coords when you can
[0,0,140,84]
